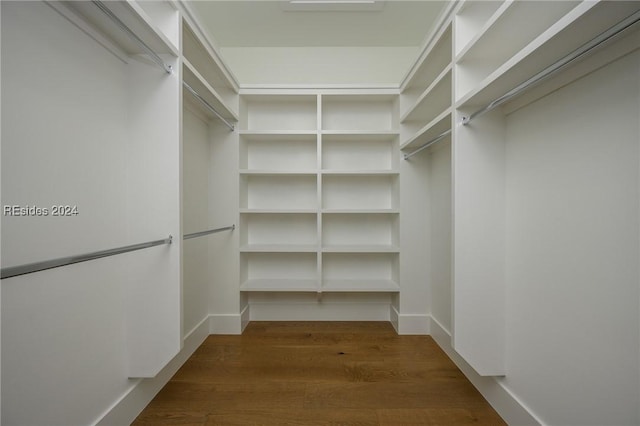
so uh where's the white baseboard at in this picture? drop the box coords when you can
[428,316,542,426]
[248,302,391,321]
[394,308,431,335]
[390,304,399,332]
[209,313,243,334]
[240,304,250,331]
[94,315,210,426]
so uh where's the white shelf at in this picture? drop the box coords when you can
[321,130,398,137]
[322,94,397,131]
[321,170,398,176]
[59,0,179,57]
[400,108,451,151]
[401,23,452,115]
[240,244,318,253]
[455,1,512,61]
[322,133,398,172]
[454,0,602,105]
[131,0,179,50]
[240,95,317,131]
[183,59,238,122]
[240,252,318,287]
[401,65,452,124]
[322,174,399,211]
[321,279,399,292]
[240,209,317,214]
[454,1,503,57]
[322,252,399,289]
[241,279,318,292]
[182,20,238,115]
[323,213,398,247]
[322,245,400,253]
[240,212,317,248]
[239,130,318,136]
[322,209,399,214]
[239,131,317,172]
[241,174,317,210]
[240,170,317,176]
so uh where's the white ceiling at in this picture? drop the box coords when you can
[187,1,448,48]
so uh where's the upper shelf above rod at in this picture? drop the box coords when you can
[52,0,179,71]
[183,81,236,131]
[91,0,173,74]
[462,8,640,126]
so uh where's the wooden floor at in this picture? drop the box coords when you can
[133,322,506,425]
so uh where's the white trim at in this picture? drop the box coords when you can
[396,313,431,335]
[93,315,210,426]
[429,316,543,426]
[209,314,243,334]
[240,304,251,331]
[248,302,391,321]
[239,84,399,93]
[390,304,399,332]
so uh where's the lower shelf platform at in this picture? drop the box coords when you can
[321,279,399,292]
[240,279,318,292]
[240,279,399,293]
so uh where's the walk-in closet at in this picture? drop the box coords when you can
[2,1,639,425]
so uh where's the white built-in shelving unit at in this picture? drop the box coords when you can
[179,11,240,339]
[4,1,640,424]
[399,20,453,154]
[398,0,640,378]
[238,93,400,294]
[451,0,640,377]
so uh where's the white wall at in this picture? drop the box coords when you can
[500,50,640,426]
[220,47,418,86]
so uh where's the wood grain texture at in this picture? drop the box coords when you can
[133,322,505,425]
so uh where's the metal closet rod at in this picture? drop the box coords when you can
[462,9,640,125]
[403,129,451,160]
[92,0,173,74]
[0,236,173,280]
[404,9,640,160]
[183,224,235,240]
[183,82,236,131]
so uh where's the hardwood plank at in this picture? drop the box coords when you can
[206,409,378,426]
[132,322,505,425]
[132,410,208,426]
[303,380,488,410]
[377,408,507,425]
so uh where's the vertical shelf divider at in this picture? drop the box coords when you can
[317,94,324,294]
